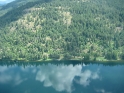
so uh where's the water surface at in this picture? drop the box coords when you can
[0,61,124,93]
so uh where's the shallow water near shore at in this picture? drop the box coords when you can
[0,61,124,93]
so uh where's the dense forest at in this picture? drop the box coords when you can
[0,0,124,62]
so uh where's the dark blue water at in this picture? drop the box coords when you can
[0,61,124,93]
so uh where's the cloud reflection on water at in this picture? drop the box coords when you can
[0,64,100,93]
[36,64,100,92]
[95,89,112,93]
[0,66,14,84]
[0,66,27,85]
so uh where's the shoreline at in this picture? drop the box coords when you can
[0,58,124,67]
[0,58,124,63]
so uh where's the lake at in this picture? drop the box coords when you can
[0,61,124,93]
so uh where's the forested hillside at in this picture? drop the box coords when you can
[0,0,124,61]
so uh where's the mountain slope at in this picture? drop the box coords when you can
[0,0,124,61]
[0,0,43,17]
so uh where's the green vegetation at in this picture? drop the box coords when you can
[0,0,124,62]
